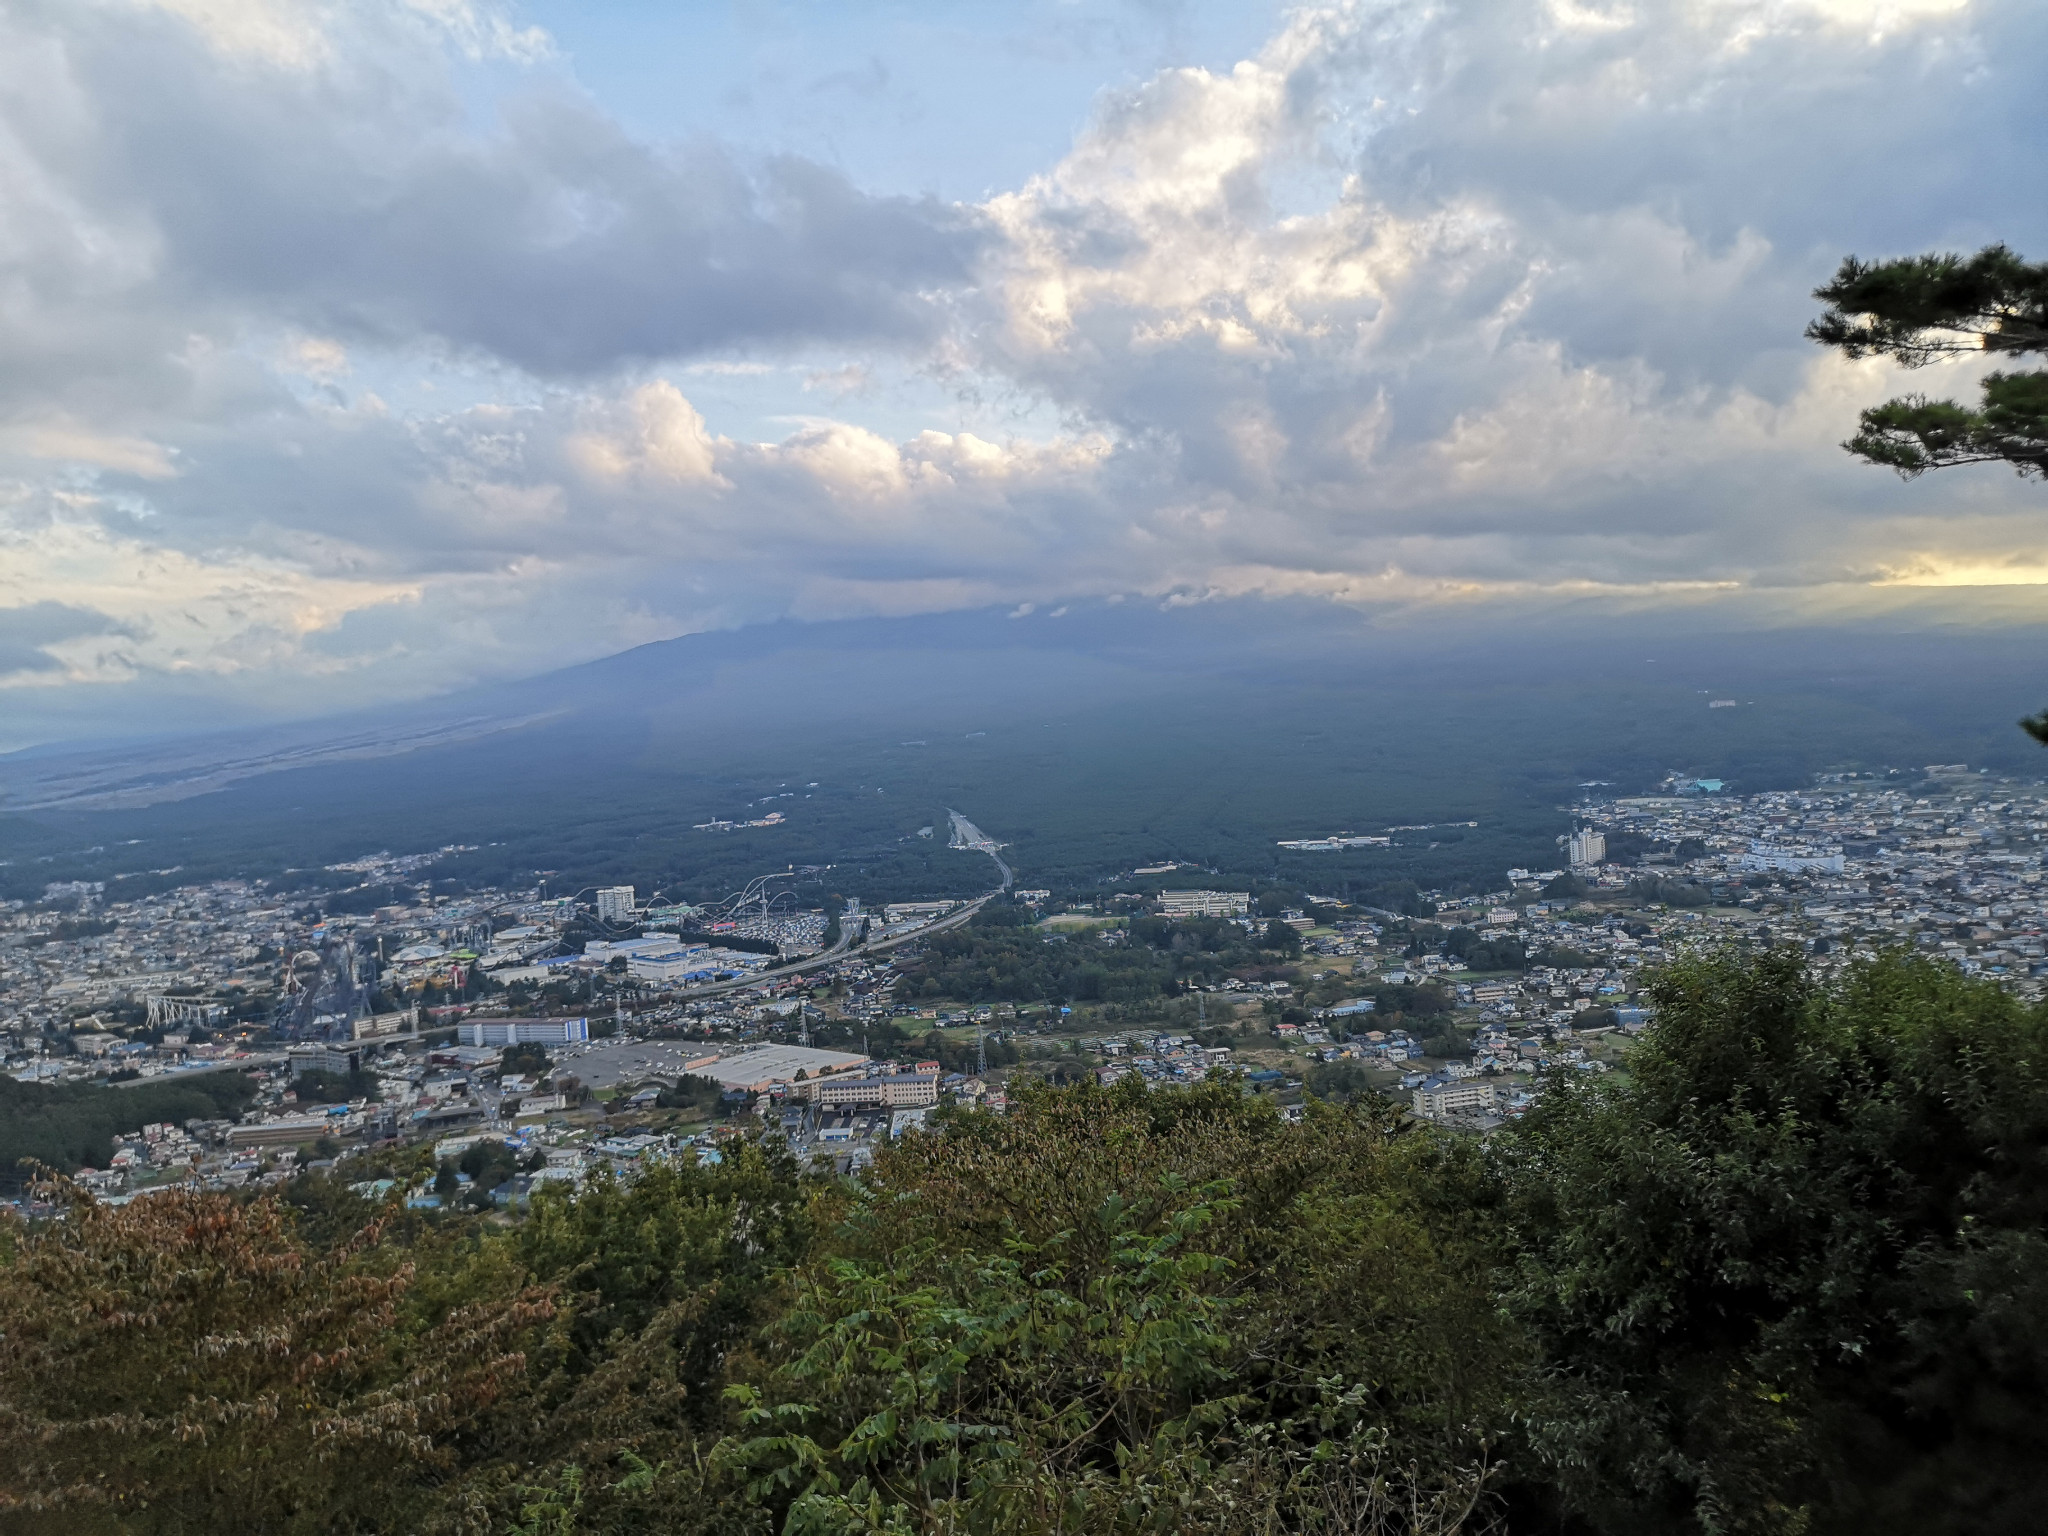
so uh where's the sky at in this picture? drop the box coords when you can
[0,0,2044,748]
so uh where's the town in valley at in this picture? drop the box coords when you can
[7,762,2047,1208]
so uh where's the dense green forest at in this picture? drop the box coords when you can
[4,949,2045,1535]
[879,907,1460,1041]
[890,910,1301,1004]
[0,1070,254,1182]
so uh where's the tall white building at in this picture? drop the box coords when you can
[1567,828,1606,868]
[595,885,637,924]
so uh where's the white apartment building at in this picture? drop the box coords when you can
[462,1017,591,1047]
[595,886,637,924]
[1410,1077,1500,1118]
[1738,843,1845,874]
[1567,828,1606,868]
[1157,890,1251,918]
[799,1071,940,1109]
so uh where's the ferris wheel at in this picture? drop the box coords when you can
[273,939,369,1040]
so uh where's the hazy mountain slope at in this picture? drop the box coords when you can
[2,602,2042,905]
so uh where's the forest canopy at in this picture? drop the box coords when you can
[0,1069,255,1186]
[889,909,1298,1004]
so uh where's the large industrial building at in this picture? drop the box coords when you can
[461,1017,591,1047]
[695,1045,869,1095]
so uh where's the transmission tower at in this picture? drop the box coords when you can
[976,1021,987,1076]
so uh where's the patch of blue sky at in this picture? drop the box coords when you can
[513,0,1287,200]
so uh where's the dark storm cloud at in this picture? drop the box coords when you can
[0,602,133,676]
[2,1,983,387]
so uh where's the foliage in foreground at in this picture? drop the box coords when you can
[3,952,2047,1536]
[1498,950,2048,1535]
[1808,243,2047,481]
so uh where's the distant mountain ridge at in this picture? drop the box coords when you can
[3,600,2045,905]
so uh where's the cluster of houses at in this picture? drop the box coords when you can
[1093,1032,1236,1087]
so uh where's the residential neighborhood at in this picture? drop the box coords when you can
[10,765,2048,1193]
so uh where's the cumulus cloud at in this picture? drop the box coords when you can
[975,0,2048,592]
[0,513,419,690]
[0,0,979,418]
[568,383,728,488]
[0,0,2043,742]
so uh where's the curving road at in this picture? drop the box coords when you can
[641,812,1017,1002]
[947,809,1013,892]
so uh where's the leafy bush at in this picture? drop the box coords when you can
[1497,951,2048,1534]
[655,1072,727,1115]
[6,953,2048,1535]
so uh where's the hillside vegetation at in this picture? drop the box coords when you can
[2,951,2044,1535]
[0,1070,254,1178]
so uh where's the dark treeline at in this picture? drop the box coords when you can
[797,1016,1022,1073]
[4,951,2047,1534]
[891,907,1480,1023]
[674,930,780,958]
[290,1068,380,1106]
[892,910,1297,1004]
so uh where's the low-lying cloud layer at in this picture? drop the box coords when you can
[1,0,2043,743]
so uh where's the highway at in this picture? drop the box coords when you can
[108,1051,283,1086]
[667,888,1002,999]
[947,809,1013,892]
[673,810,1012,999]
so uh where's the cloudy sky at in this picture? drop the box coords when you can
[1,0,2043,747]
